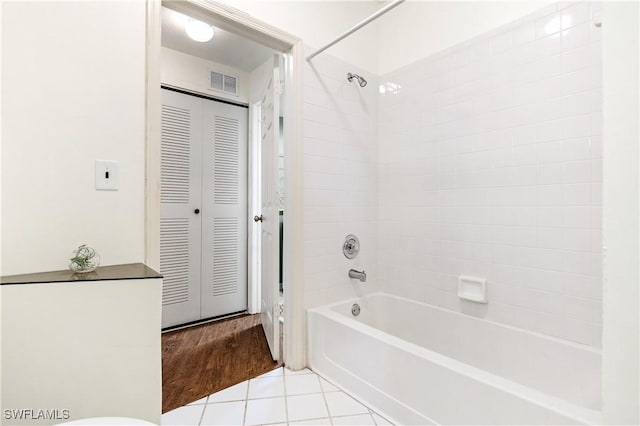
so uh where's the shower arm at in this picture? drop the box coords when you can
[306,0,406,62]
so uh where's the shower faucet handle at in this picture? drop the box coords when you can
[343,234,360,259]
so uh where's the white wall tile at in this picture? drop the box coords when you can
[563,68,591,95]
[564,160,593,183]
[563,317,598,346]
[563,206,592,228]
[490,32,513,55]
[378,1,602,347]
[537,184,564,205]
[513,23,536,46]
[562,114,591,139]
[536,12,562,39]
[561,2,590,29]
[562,23,590,50]
[562,46,590,73]
[563,183,592,205]
[563,137,592,160]
[536,141,563,164]
[536,33,563,58]
[536,54,563,80]
[303,52,379,308]
[535,119,564,142]
[536,227,564,249]
[563,92,591,116]
[538,164,564,184]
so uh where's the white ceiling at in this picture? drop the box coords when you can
[161,7,276,72]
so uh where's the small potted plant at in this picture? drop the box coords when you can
[69,244,101,273]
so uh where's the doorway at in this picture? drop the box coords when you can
[158,4,284,354]
[146,0,306,374]
[151,3,300,409]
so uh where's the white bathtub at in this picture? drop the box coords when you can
[308,293,602,425]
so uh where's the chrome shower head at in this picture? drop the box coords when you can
[347,72,367,87]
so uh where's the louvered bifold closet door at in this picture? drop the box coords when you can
[200,101,248,318]
[160,89,203,328]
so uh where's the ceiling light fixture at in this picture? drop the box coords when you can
[185,19,214,42]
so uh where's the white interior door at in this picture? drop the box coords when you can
[259,60,281,361]
[160,89,202,328]
[200,100,248,318]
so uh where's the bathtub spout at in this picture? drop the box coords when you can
[348,269,367,282]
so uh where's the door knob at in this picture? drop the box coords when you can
[194,208,200,214]
[254,215,263,222]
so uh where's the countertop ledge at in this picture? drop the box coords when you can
[0,263,162,285]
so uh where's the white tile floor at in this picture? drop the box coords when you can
[162,367,394,426]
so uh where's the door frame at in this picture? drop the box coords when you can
[145,0,306,369]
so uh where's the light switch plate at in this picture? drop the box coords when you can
[95,160,119,191]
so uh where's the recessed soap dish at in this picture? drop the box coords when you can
[458,276,488,303]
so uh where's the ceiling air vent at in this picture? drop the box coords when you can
[210,71,238,96]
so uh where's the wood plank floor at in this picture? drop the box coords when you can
[162,314,281,413]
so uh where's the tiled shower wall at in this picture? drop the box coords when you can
[378,2,603,347]
[303,48,380,308]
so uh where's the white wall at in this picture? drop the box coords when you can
[1,1,146,276]
[219,1,380,74]
[249,56,275,104]
[378,1,554,75]
[378,1,604,347]
[601,2,639,423]
[303,47,379,308]
[215,1,555,76]
[161,47,250,104]
[1,278,162,425]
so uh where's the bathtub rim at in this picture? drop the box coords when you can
[308,292,602,425]
[317,292,602,356]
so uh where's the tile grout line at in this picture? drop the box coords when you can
[325,380,378,424]
[286,417,333,425]
[317,374,335,426]
[283,367,290,425]
[242,375,251,426]
[369,407,380,426]
[369,410,379,426]
[217,392,318,404]
[287,372,331,422]
[287,372,330,424]
[197,395,209,426]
